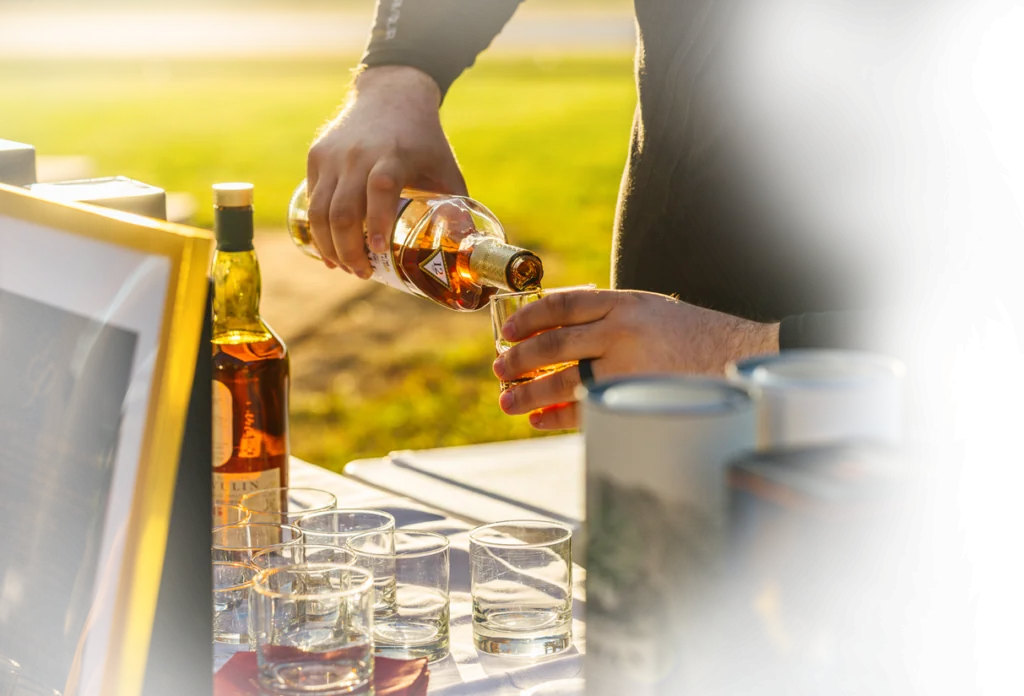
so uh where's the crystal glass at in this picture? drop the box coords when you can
[211,522,303,564]
[213,503,251,527]
[470,520,573,657]
[490,286,596,391]
[252,544,356,570]
[213,561,258,645]
[297,509,395,549]
[298,510,397,615]
[348,530,451,662]
[251,564,375,695]
[240,487,338,525]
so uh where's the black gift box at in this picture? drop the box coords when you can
[729,431,1007,691]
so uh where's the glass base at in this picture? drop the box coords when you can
[259,661,372,695]
[374,619,450,663]
[473,628,572,658]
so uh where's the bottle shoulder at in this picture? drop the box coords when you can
[213,327,288,366]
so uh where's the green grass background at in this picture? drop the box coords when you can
[0,51,637,468]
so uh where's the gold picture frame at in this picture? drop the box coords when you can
[0,183,213,696]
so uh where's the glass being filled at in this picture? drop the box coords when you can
[489,286,596,391]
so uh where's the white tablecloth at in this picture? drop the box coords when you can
[217,457,586,695]
[345,436,585,540]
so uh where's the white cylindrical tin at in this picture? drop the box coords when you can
[582,376,756,696]
[728,350,905,450]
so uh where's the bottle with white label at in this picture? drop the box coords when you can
[287,180,544,311]
[211,183,289,519]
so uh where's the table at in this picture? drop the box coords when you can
[345,435,585,532]
[218,455,587,695]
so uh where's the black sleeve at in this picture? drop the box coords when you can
[778,268,1019,427]
[361,0,524,97]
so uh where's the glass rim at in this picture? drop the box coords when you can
[250,543,356,568]
[347,530,450,559]
[211,522,303,550]
[239,487,338,514]
[251,562,374,601]
[213,560,259,592]
[489,284,597,303]
[212,502,252,520]
[295,508,396,535]
[469,520,573,548]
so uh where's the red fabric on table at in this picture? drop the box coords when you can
[214,650,429,696]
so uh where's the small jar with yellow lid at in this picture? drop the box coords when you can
[942,348,999,433]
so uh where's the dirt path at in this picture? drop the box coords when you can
[255,230,490,396]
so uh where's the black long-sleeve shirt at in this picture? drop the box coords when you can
[362,0,1024,427]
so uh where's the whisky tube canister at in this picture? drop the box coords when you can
[728,350,905,450]
[582,376,756,696]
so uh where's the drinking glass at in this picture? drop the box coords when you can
[470,520,573,657]
[298,510,396,615]
[252,544,356,570]
[490,286,596,391]
[213,561,258,645]
[297,510,395,549]
[212,522,303,564]
[213,503,251,527]
[348,531,451,662]
[240,487,338,525]
[251,564,375,695]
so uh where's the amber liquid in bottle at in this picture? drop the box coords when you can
[288,186,543,311]
[211,183,289,516]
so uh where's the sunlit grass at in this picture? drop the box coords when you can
[0,52,636,468]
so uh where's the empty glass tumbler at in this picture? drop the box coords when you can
[470,520,573,657]
[212,522,303,564]
[348,530,451,662]
[250,564,375,695]
[240,487,338,525]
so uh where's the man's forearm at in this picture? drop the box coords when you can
[774,268,1024,423]
[361,0,524,96]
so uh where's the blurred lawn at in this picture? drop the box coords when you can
[0,53,636,467]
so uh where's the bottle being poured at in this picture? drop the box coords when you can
[287,180,544,311]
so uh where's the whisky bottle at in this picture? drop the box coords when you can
[211,183,290,515]
[937,348,1003,440]
[287,180,543,311]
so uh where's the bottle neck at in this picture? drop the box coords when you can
[469,239,544,291]
[212,248,264,338]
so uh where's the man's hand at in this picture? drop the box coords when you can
[306,66,467,277]
[492,289,780,430]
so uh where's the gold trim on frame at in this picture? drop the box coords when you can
[0,183,213,696]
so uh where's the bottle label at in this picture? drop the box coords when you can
[213,468,282,508]
[212,379,234,468]
[368,198,421,295]
[419,247,451,289]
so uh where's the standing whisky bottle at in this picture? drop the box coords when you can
[287,180,543,311]
[937,345,1003,440]
[211,183,289,512]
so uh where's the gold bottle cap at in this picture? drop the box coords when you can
[213,182,254,208]
[937,348,1003,386]
[469,238,544,291]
